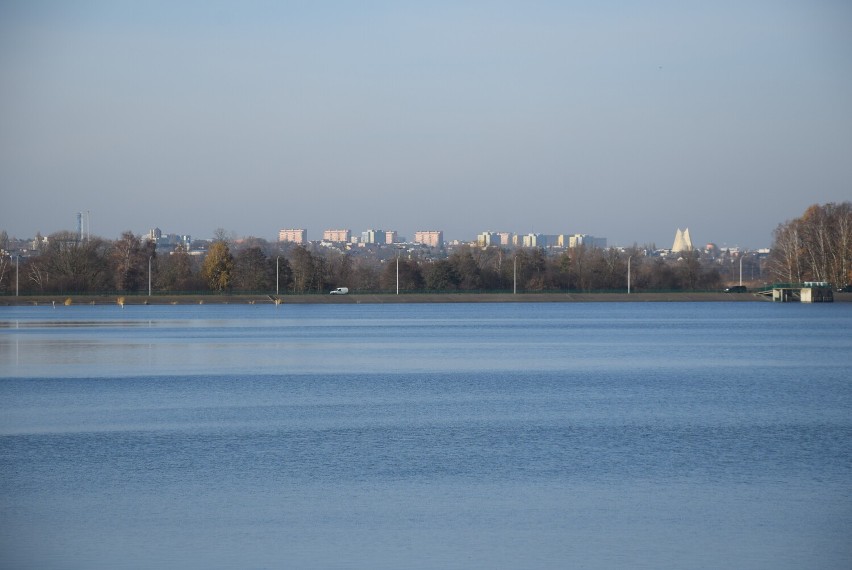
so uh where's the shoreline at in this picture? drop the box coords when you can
[2,292,850,306]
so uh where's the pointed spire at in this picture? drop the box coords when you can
[682,228,693,251]
[672,229,684,252]
[672,228,693,253]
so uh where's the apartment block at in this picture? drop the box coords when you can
[477,231,502,247]
[521,233,546,248]
[415,230,444,248]
[496,232,513,246]
[568,234,607,249]
[361,229,386,245]
[479,231,514,246]
[323,229,351,243]
[279,228,307,244]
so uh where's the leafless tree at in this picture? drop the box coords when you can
[109,231,155,292]
[29,231,110,292]
[769,202,852,286]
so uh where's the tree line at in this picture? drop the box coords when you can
[1,229,730,295]
[768,202,852,287]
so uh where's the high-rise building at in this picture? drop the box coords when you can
[477,231,501,247]
[323,229,351,243]
[415,230,444,248]
[522,233,546,247]
[361,229,386,245]
[279,229,307,244]
[568,234,607,249]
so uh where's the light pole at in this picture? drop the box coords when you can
[513,254,517,295]
[276,256,281,296]
[148,256,152,297]
[627,255,632,294]
[739,255,744,286]
[396,248,400,295]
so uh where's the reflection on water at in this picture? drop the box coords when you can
[0,320,159,328]
[1,303,851,569]
[3,302,850,378]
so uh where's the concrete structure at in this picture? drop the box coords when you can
[147,228,191,249]
[496,232,513,246]
[385,231,399,244]
[361,229,386,245]
[477,231,514,247]
[522,233,546,248]
[759,282,834,303]
[415,230,444,248]
[279,229,307,244]
[477,232,501,247]
[672,228,694,253]
[568,234,607,249]
[323,229,351,243]
[800,286,833,303]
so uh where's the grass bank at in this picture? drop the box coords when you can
[6,291,846,307]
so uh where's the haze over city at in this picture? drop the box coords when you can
[2,1,850,249]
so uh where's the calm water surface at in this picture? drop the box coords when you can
[1,302,851,569]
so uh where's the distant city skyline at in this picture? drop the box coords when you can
[0,205,836,250]
[8,215,741,254]
[2,1,850,250]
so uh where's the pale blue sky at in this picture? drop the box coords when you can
[1,0,850,248]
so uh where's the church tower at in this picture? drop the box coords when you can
[672,228,693,253]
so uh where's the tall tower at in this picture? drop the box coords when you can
[672,228,694,253]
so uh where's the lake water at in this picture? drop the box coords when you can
[1,302,851,569]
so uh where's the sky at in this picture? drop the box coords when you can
[1,0,850,249]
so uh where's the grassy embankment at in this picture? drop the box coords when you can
[5,291,849,306]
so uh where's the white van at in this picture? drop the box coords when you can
[329,287,349,295]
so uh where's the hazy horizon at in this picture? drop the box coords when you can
[2,1,850,249]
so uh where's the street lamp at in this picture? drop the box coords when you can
[627,255,632,294]
[513,254,517,295]
[276,256,281,296]
[148,256,152,297]
[739,255,744,286]
[396,248,401,295]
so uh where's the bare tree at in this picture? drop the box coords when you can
[769,202,852,285]
[29,231,110,293]
[288,246,315,293]
[833,202,852,287]
[109,231,154,292]
[380,257,423,292]
[233,247,274,292]
[156,244,198,291]
[326,251,354,289]
[0,255,10,293]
